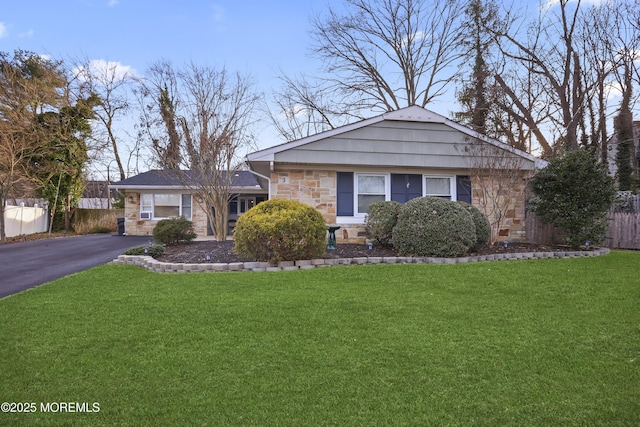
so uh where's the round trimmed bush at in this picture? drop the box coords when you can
[392,197,476,257]
[152,216,197,245]
[365,200,401,247]
[233,199,327,262]
[459,201,491,252]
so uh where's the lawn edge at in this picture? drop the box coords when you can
[112,247,611,273]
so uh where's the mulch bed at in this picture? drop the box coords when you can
[157,240,580,264]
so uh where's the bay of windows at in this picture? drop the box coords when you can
[349,173,458,217]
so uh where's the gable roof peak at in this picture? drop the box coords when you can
[382,105,446,124]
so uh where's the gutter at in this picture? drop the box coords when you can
[244,162,272,200]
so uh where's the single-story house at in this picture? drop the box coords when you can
[110,170,267,236]
[112,105,546,242]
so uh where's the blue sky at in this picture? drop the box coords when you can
[0,1,325,91]
[1,0,338,173]
[0,0,615,176]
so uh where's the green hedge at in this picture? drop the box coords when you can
[392,197,476,257]
[233,199,327,262]
[365,201,401,247]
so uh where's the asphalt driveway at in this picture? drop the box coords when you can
[0,234,151,299]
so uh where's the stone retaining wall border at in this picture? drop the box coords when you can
[112,248,610,274]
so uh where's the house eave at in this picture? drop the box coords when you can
[246,106,544,167]
[109,184,267,193]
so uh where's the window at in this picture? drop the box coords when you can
[228,196,262,216]
[181,194,192,219]
[424,176,454,200]
[140,193,191,220]
[154,194,181,218]
[140,194,153,219]
[356,174,388,214]
[337,173,470,222]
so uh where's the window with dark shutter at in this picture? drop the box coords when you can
[456,175,472,204]
[336,172,354,216]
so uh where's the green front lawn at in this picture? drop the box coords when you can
[1,252,639,426]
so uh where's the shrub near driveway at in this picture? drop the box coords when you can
[152,217,197,245]
[0,252,638,426]
[233,199,327,262]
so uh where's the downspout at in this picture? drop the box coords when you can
[245,164,272,200]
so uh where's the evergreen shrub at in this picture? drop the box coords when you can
[152,217,197,245]
[233,199,327,262]
[365,201,401,247]
[392,197,476,257]
[530,149,616,248]
[122,244,165,258]
[459,202,491,251]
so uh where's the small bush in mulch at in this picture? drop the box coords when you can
[393,197,476,257]
[152,217,197,245]
[365,200,401,247]
[122,244,165,259]
[459,201,491,252]
[233,199,327,262]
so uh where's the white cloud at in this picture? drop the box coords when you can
[541,0,607,10]
[18,29,34,38]
[211,3,225,23]
[74,59,138,82]
[401,31,431,48]
[210,3,226,31]
[0,22,8,38]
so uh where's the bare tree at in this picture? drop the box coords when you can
[136,60,183,170]
[265,72,355,141]
[491,0,592,155]
[267,0,465,141]
[458,137,527,243]
[577,2,616,161]
[138,61,259,240]
[73,58,136,181]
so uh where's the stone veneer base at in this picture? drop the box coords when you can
[112,248,610,274]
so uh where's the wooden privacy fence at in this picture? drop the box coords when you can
[524,215,563,246]
[526,212,640,250]
[606,213,640,249]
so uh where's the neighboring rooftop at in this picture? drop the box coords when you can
[109,170,264,190]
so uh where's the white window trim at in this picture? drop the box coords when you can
[354,173,390,217]
[140,193,192,220]
[423,175,456,201]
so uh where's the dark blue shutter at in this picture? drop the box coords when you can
[391,174,422,203]
[456,175,472,204]
[336,172,354,216]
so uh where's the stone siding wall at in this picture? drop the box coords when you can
[271,169,337,221]
[122,191,209,237]
[471,174,528,242]
[270,169,531,244]
[270,169,367,244]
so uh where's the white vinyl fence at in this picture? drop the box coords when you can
[4,204,48,237]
